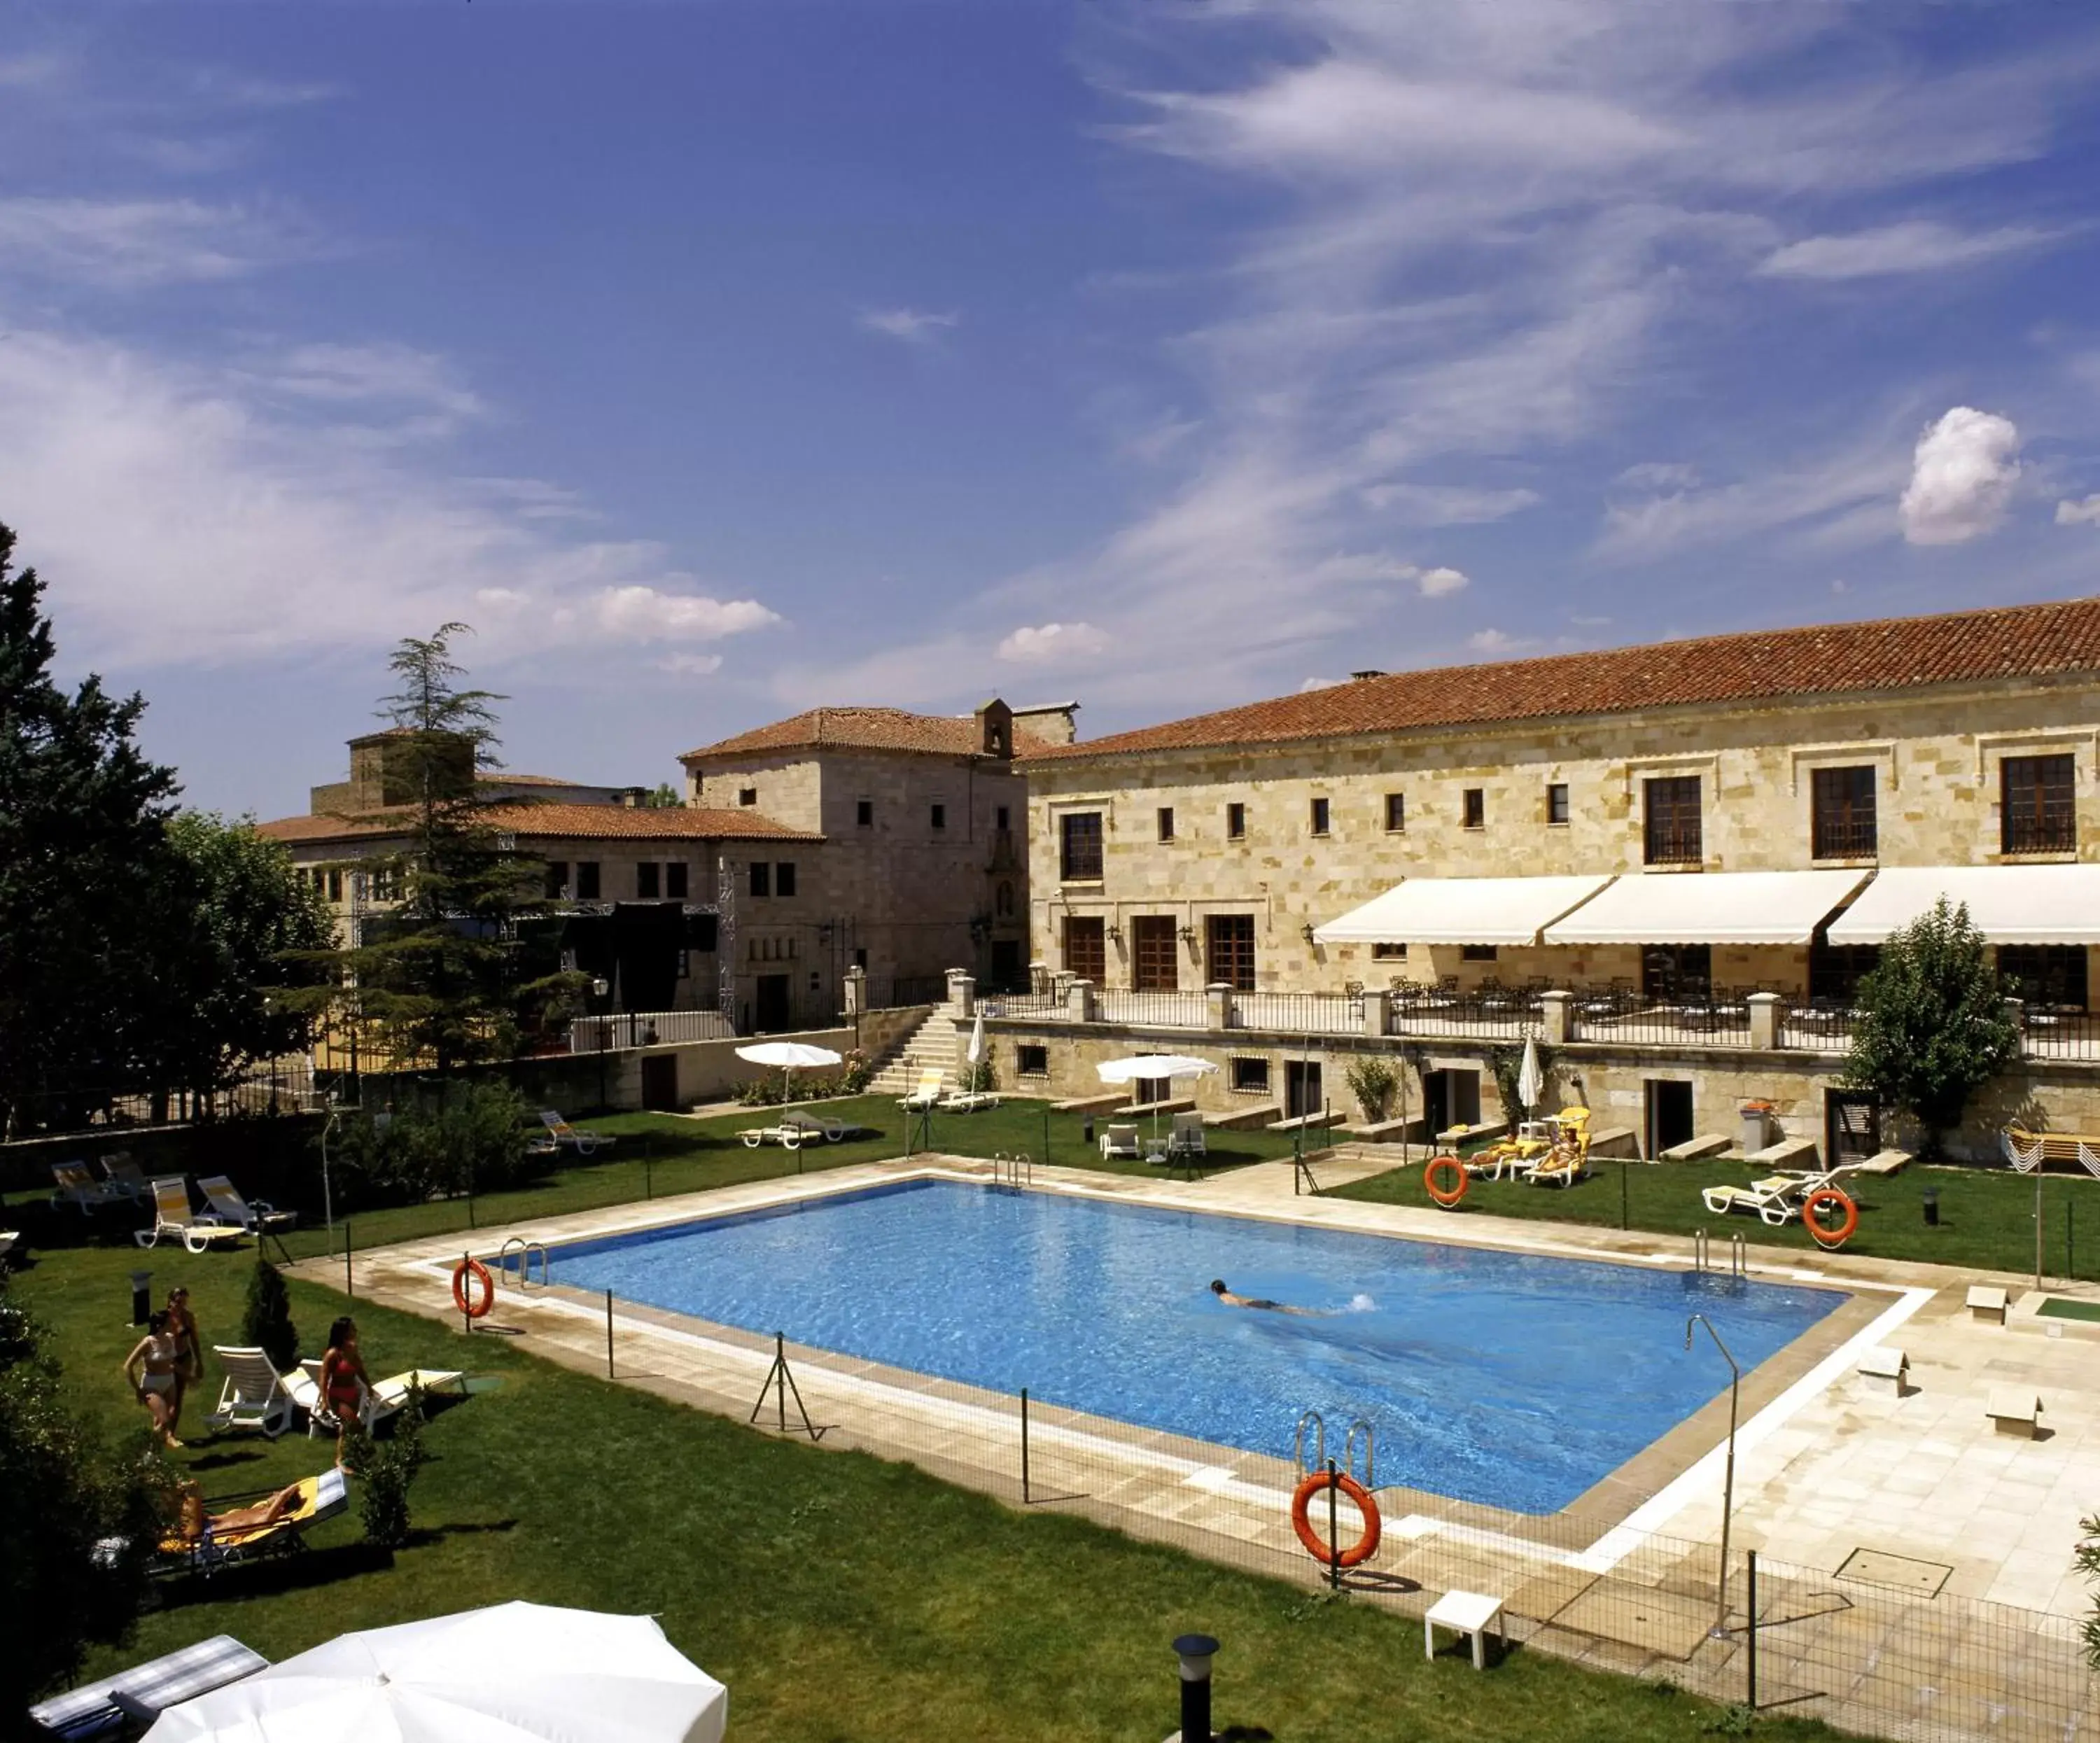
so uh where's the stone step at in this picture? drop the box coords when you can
[1661,1133,1733,1162]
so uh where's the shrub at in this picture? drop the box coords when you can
[960,1059,995,1095]
[239,1255,299,1371]
[325,1083,543,1209]
[358,1382,429,1549]
[1343,1056,1399,1122]
[734,1072,787,1107]
[839,1049,872,1093]
[1845,897,2021,1154]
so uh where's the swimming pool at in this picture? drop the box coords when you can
[550,1180,1844,1513]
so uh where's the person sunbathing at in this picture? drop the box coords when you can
[172,1480,307,1544]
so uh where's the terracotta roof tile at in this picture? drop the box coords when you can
[681,706,1055,762]
[1028,596,2100,763]
[254,803,818,847]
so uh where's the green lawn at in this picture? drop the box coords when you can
[1332,1149,2100,1278]
[11,1242,1834,1742]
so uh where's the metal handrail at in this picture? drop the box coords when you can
[1293,1409,1326,1478]
[498,1236,549,1289]
[1343,1418,1376,1490]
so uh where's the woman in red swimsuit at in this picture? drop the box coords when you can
[319,1316,371,1469]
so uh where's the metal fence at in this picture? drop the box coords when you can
[977,990,1066,1021]
[1231,990,1364,1035]
[694,1322,2100,1743]
[1778,1003,1857,1051]
[2022,1010,2100,1063]
[1572,995,1753,1049]
[864,976,950,1011]
[3,1062,323,1140]
[1096,989,1212,1029]
[566,1009,737,1052]
[1387,989,1544,1043]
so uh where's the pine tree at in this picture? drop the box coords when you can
[239,1256,300,1371]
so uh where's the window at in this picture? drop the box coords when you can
[1130,915,1178,991]
[853,946,867,969]
[2002,754,2076,854]
[1016,1044,1049,1077]
[637,862,660,899]
[750,862,771,898]
[1999,944,2089,1011]
[1809,939,1879,1006]
[1060,811,1104,880]
[1158,806,1175,842]
[1230,1056,1271,1094]
[995,880,1014,916]
[1205,913,1257,991]
[1310,797,1331,836]
[370,866,398,902]
[776,862,797,897]
[1372,942,1407,960]
[576,861,600,900]
[1461,944,1497,962]
[856,799,873,827]
[1642,943,1712,998]
[326,869,343,903]
[1547,782,1569,826]
[738,787,757,807]
[1226,802,1246,840]
[1462,788,1485,829]
[1385,792,1405,832]
[1644,775,1703,865]
[996,805,1010,831]
[1063,913,1106,981]
[930,803,946,831]
[1811,766,1877,859]
[666,862,688,900]
[542,861,568,901]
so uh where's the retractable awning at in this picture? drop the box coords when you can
[1312,874,1616,948]
[1541,869,1870,947]
[1825,864,2100,946]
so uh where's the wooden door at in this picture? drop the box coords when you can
[1285,1060,1324,1119]
[640,1054,680,1112]
[754,974,792,1032]
[1130,916,1178,991]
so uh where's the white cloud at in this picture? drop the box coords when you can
[1415,566,1469,598]
[0,321,784,669]
[1359,482,1540,525]
[260,342,484,421]
[996,622,1110,664]
[1758,220,2057,280]
[2057,495,2100,526]
[1597,440,1906,562]
[657,652,725,677]
[1466,628,1530,654]
[592,586,779,643]
[0,196,324,288]
[855,308,960,344]
[1899,407,2023,546]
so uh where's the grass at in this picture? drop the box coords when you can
[10,1242,1838,1742]
[1331,1149,2100,1278]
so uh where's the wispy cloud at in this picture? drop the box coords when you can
[1758,220,2059,280]
[855,307,960,344]
[2057,495,2100,527]
[0,196,326,288]
[997,622,1110,664]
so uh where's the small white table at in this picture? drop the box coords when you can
[1424,1589,1504,1670]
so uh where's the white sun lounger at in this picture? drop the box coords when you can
[134,1177,246,1253]
[538,1110,614,1155]
[203,1346,299,1439]
[898,1070,945,1111]
[286,1360,465,1436]
[1098,1123,1142,1161]
[52,1161,126,1215]
[197,1175,298,1234]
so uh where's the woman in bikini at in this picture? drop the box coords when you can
[121,1311,186,1448]
[164,1286,202,1440]
[319,1316,371,1469]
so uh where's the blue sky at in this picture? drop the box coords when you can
[5,2,2100,816]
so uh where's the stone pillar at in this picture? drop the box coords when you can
[842,965,866,1017]
[1205,982,1234,1031]
[1362,989,1390,1038]
[1541,990,1572,1046]
[1067,977,1096,1023]
[1029,960,1050,995]
[946,969,975,1018]
[1747,990,1782,1052]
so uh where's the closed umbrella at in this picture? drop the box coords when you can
[1516,1035,1545,1114]
[1096,1054,1219,1137]
[735,1040,844,1102]
[145,1600,727,1743]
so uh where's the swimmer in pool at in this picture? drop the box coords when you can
[1209,1279,1329,1317]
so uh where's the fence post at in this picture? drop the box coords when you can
[461,1251,472,1337]
[1021,1387,1031,1504]
[1325,1458,1340,1591]
[605,1289,615,1378]
[344,1222,353,1298]
[1746,1548,1758,1710]
[1620,1161,1629,1231]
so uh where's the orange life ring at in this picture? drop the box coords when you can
[1290,1469,1382,1569]
[451,1257,495,1319]
[1802,1186,1858,1250]
[1424,1154,1469,1207]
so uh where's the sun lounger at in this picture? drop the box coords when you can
[779,1110,860,1142]
[134,1177,246,1253]
[284,1361,465,1436]
[1166,1112,1208,1161]
[202,1347,298,1439]
[159,1469,351,1576]
[898,1069,945,1111]
[1528,1109,1592,1188]
[1098,1122,1142,1161]
[197,1175,298,1234]
[29,1634,269,1739]
[538,1110,613,1155]
[937,1086,1001,1112]
[51,1161,125,1215]
[0,1231,17,1268]
[738,1124,808,1149]
[101,1154,151,1201]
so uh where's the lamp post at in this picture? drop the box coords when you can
[592,977,611,1112]
[1170,1634,1218,1743]
[1686,1312,1741,1637]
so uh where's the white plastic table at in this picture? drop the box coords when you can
[1424,1590,1504,1669]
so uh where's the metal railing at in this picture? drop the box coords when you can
[1231,990,1364,1035]
[1778,1002,1856,1051]
[864,976,949,1011]
[1572,993,1751,1048]
[977,990,1065,1020]
[566,1009,736,1052]
[1096,989,1210,1029]
[1387,988,1543,1042]
[2022,1008,2100,1062]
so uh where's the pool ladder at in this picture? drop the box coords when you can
[1294,1409,1375,1489]
[1690,1228,1746,1280]
[497,1236,550,1290]
[992,1151,1033,1189]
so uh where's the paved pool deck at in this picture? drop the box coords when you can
[295,1150,2100,1741]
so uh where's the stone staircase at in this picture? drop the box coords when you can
[867,1009,960,1096]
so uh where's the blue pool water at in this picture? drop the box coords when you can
[552,1181,1842,1513]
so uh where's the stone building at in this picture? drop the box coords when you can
[1004,598,2100,1159]
[679,699,1071,999]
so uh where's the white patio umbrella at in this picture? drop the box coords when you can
[965,1010,986,1064]
[144,1600,727,1743]
[735,1040,844,1100]
[1096,1054,1220,1136]
[1516,1035,1545,1114]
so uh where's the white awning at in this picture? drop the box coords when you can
[1313,875,1616,948]
[1825,864,2100,946]
[1541,869,1871,947]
